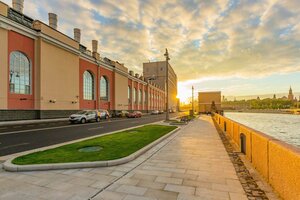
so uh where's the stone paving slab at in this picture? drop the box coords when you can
[0,117,251,200]
[91,116,248,200]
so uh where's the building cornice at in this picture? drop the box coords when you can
[0,15,81,56]
[79,54,114,72]
[0,14,37,39]
[1,15,165,93]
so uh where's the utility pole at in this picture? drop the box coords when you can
[192,86,194,116]
[164,48,170,121]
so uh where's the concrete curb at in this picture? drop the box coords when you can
[3,126,180,172]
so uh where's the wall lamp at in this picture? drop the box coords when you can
[49,99,56,103]
[72,100,78,104]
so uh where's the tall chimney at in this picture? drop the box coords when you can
[92,40,98,53]
[48,13,58,29]
[74,28,81,43]
[12,0,24,13]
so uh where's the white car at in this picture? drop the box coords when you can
[69,110,100,124]
[151,110,159,115]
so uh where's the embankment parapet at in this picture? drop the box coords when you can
[213,113,300,200]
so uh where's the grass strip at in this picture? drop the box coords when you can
[12,125,176,165]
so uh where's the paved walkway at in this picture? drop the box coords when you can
[0,116,247,200]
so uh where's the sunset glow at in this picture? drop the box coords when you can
[3,0,299,97]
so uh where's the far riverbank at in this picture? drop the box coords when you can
[224,112,300,148]
[224,109,300,115]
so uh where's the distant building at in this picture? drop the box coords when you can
[273,94,276,99]
[143,61,178,111]
[288,86,294,101]
[198,91,221,113]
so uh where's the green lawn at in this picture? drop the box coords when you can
[12,125,177,165]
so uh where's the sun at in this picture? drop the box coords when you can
[177,84,192,104]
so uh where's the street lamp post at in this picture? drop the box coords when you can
[164,48,170,121]
[192,86,194,116]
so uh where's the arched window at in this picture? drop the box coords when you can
[139,89,142,104]
[83,71,94,100]
[9,51,31,94]
[100,76,109,100]
[128,86,131,103]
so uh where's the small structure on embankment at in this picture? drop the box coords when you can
[213,113,300,200]
[198,91,222,114]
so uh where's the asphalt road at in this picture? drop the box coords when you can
[0,113,183,157]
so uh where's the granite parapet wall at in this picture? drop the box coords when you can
[213,113,300,200]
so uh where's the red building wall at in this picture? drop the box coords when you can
[7,31,35,110]
[79,58,98,110]
[99,67,114,110]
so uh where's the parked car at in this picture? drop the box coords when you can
[127,111,142,118]
[151,110,159,115]
[69,110,100,124]
[114,110,129,118]
[159,110,164,114]
[169,109,176,113]
[98,109,110,119]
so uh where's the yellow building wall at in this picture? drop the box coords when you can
[39,40,79,110]
[0,28,8,109]
[199,92,221,104]
[213,113,300,200]
[198,92,221,113]
[269,140,300,200]
[114,72,129,110]
[0,1,8,17]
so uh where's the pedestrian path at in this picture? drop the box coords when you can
[0,116,247,200]
[93,116,247,200]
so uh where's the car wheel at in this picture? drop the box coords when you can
[80,118,86,124]
[96,117,100,122]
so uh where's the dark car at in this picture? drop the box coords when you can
[114,110,129,118]
[127,111,142,118]
[69,110,100,124]
[98,109,110,119]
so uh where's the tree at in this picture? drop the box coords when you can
[211,101,216,112]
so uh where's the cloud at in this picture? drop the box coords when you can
[2,0,300,82]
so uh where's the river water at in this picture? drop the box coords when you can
[224,112,300,148]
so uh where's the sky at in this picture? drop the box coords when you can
[4,0,300,103]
